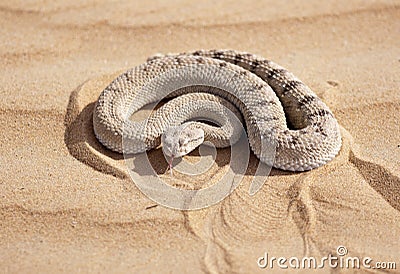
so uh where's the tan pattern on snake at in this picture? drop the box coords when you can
[93,49,341,171]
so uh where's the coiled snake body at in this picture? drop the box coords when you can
[93,50,341,171]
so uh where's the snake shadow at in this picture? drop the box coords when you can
[64,100,128,178]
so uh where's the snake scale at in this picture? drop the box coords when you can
[93,49,341,171]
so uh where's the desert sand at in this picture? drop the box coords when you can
[1,1,399,273]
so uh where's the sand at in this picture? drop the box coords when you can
[1,1,399,273]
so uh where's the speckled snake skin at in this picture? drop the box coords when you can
[93,49,341,171]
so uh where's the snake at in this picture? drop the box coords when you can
[93,49,342,171]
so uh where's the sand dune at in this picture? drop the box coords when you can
[1,1,399,273]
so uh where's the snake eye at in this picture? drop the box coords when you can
[179,138,188,147]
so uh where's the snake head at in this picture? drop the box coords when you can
[161,124,205,160]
